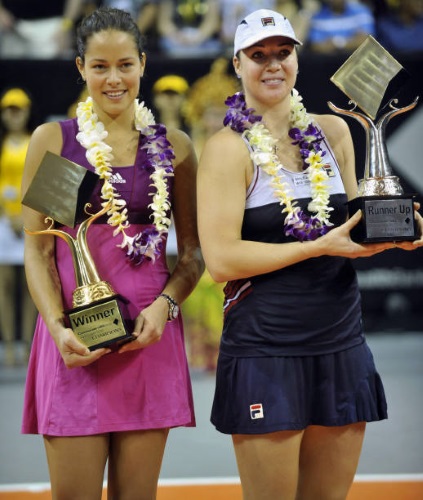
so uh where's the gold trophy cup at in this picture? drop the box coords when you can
[22,152,134,350]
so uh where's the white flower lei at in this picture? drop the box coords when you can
[75,97,174,264]
[225,90,333,240]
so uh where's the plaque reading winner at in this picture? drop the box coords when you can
[22,151,134,350]
[328,36,419,243]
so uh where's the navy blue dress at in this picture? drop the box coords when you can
[211,135,387,434]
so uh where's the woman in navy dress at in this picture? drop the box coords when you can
[197,8,423,500]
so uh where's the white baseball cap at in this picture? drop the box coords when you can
[234,9,302,56]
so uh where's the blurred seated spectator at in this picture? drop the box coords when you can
[152,75,190,132]
[308,0,376,54]
[276,0,320,46]
[219,0,278,55]
[157,0,222,58]
[0,0,83,59]
[376,0,423,54]
[84,1,159,51]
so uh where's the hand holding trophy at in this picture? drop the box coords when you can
[328,36,420,243]
[22,151,134,351]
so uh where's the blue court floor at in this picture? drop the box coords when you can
[0,331,422,485]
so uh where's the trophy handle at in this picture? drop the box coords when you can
[327,101,378,180]
[24,202,113,290]
[328,98,419,183]
[377,96,419,177]
[24,217,90,287]
[379,96,419,125]
[377,97,419,178]
[76,202,112,285]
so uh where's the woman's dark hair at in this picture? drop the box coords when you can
[76,7,145,61]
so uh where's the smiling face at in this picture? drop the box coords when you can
[233,36,298,110]
[76,29,145,120]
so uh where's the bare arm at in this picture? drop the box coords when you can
[0,1,15,30]
[52,0,84,54]
[22,123,110,367]
[194,1,220,42]
[162,128,205,302]
[62,0,84,24]
[120,129,204,351]
[136,3,158,34]
[197,126,394,284]
[156,1,178,37]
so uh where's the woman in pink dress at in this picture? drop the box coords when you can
[21,7,204,499]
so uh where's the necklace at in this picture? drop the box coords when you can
[76,97,175,265]
[224,90,333,241]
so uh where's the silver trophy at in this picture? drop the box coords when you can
[328,36,419,242]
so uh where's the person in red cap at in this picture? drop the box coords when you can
[197,8,423,499]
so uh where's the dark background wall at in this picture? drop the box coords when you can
[1,52,422,332]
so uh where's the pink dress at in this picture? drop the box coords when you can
[21,119,195,436]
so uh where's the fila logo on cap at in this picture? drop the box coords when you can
[261,17,276,27]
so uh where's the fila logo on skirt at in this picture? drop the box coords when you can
[250,403,264,419]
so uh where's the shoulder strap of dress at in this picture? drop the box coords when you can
[241,134,260,200]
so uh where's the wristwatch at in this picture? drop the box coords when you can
[157,293,179,321]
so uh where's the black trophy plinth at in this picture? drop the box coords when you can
[65,294,134,351]
[348,195,417,243]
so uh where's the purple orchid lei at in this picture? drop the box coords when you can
[224,92,333,241]
[126,124,175,266]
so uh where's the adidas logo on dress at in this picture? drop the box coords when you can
[109,172,126,184]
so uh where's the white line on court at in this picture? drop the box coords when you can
[1,474,423,492]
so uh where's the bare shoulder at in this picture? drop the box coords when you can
[200,127,250,167]
[166,127,195,166]
[204,126,245,149]
[311,113,351,144]
[30,121,63,150]
[166,127,191,148]
[26,122,63,166]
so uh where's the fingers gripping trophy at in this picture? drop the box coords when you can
[22,152,134,351]
[328,36,419,243]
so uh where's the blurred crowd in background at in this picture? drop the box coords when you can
[1,0,422,370]
[0,0,423,59]
[0,0,422,59]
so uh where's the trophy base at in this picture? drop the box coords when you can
[65,295,135,351]
[348,195,417,243]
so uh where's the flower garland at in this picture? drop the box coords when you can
[76,97,175,265]
[224,90,333,241]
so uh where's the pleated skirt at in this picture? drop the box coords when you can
[211,341,387,434]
